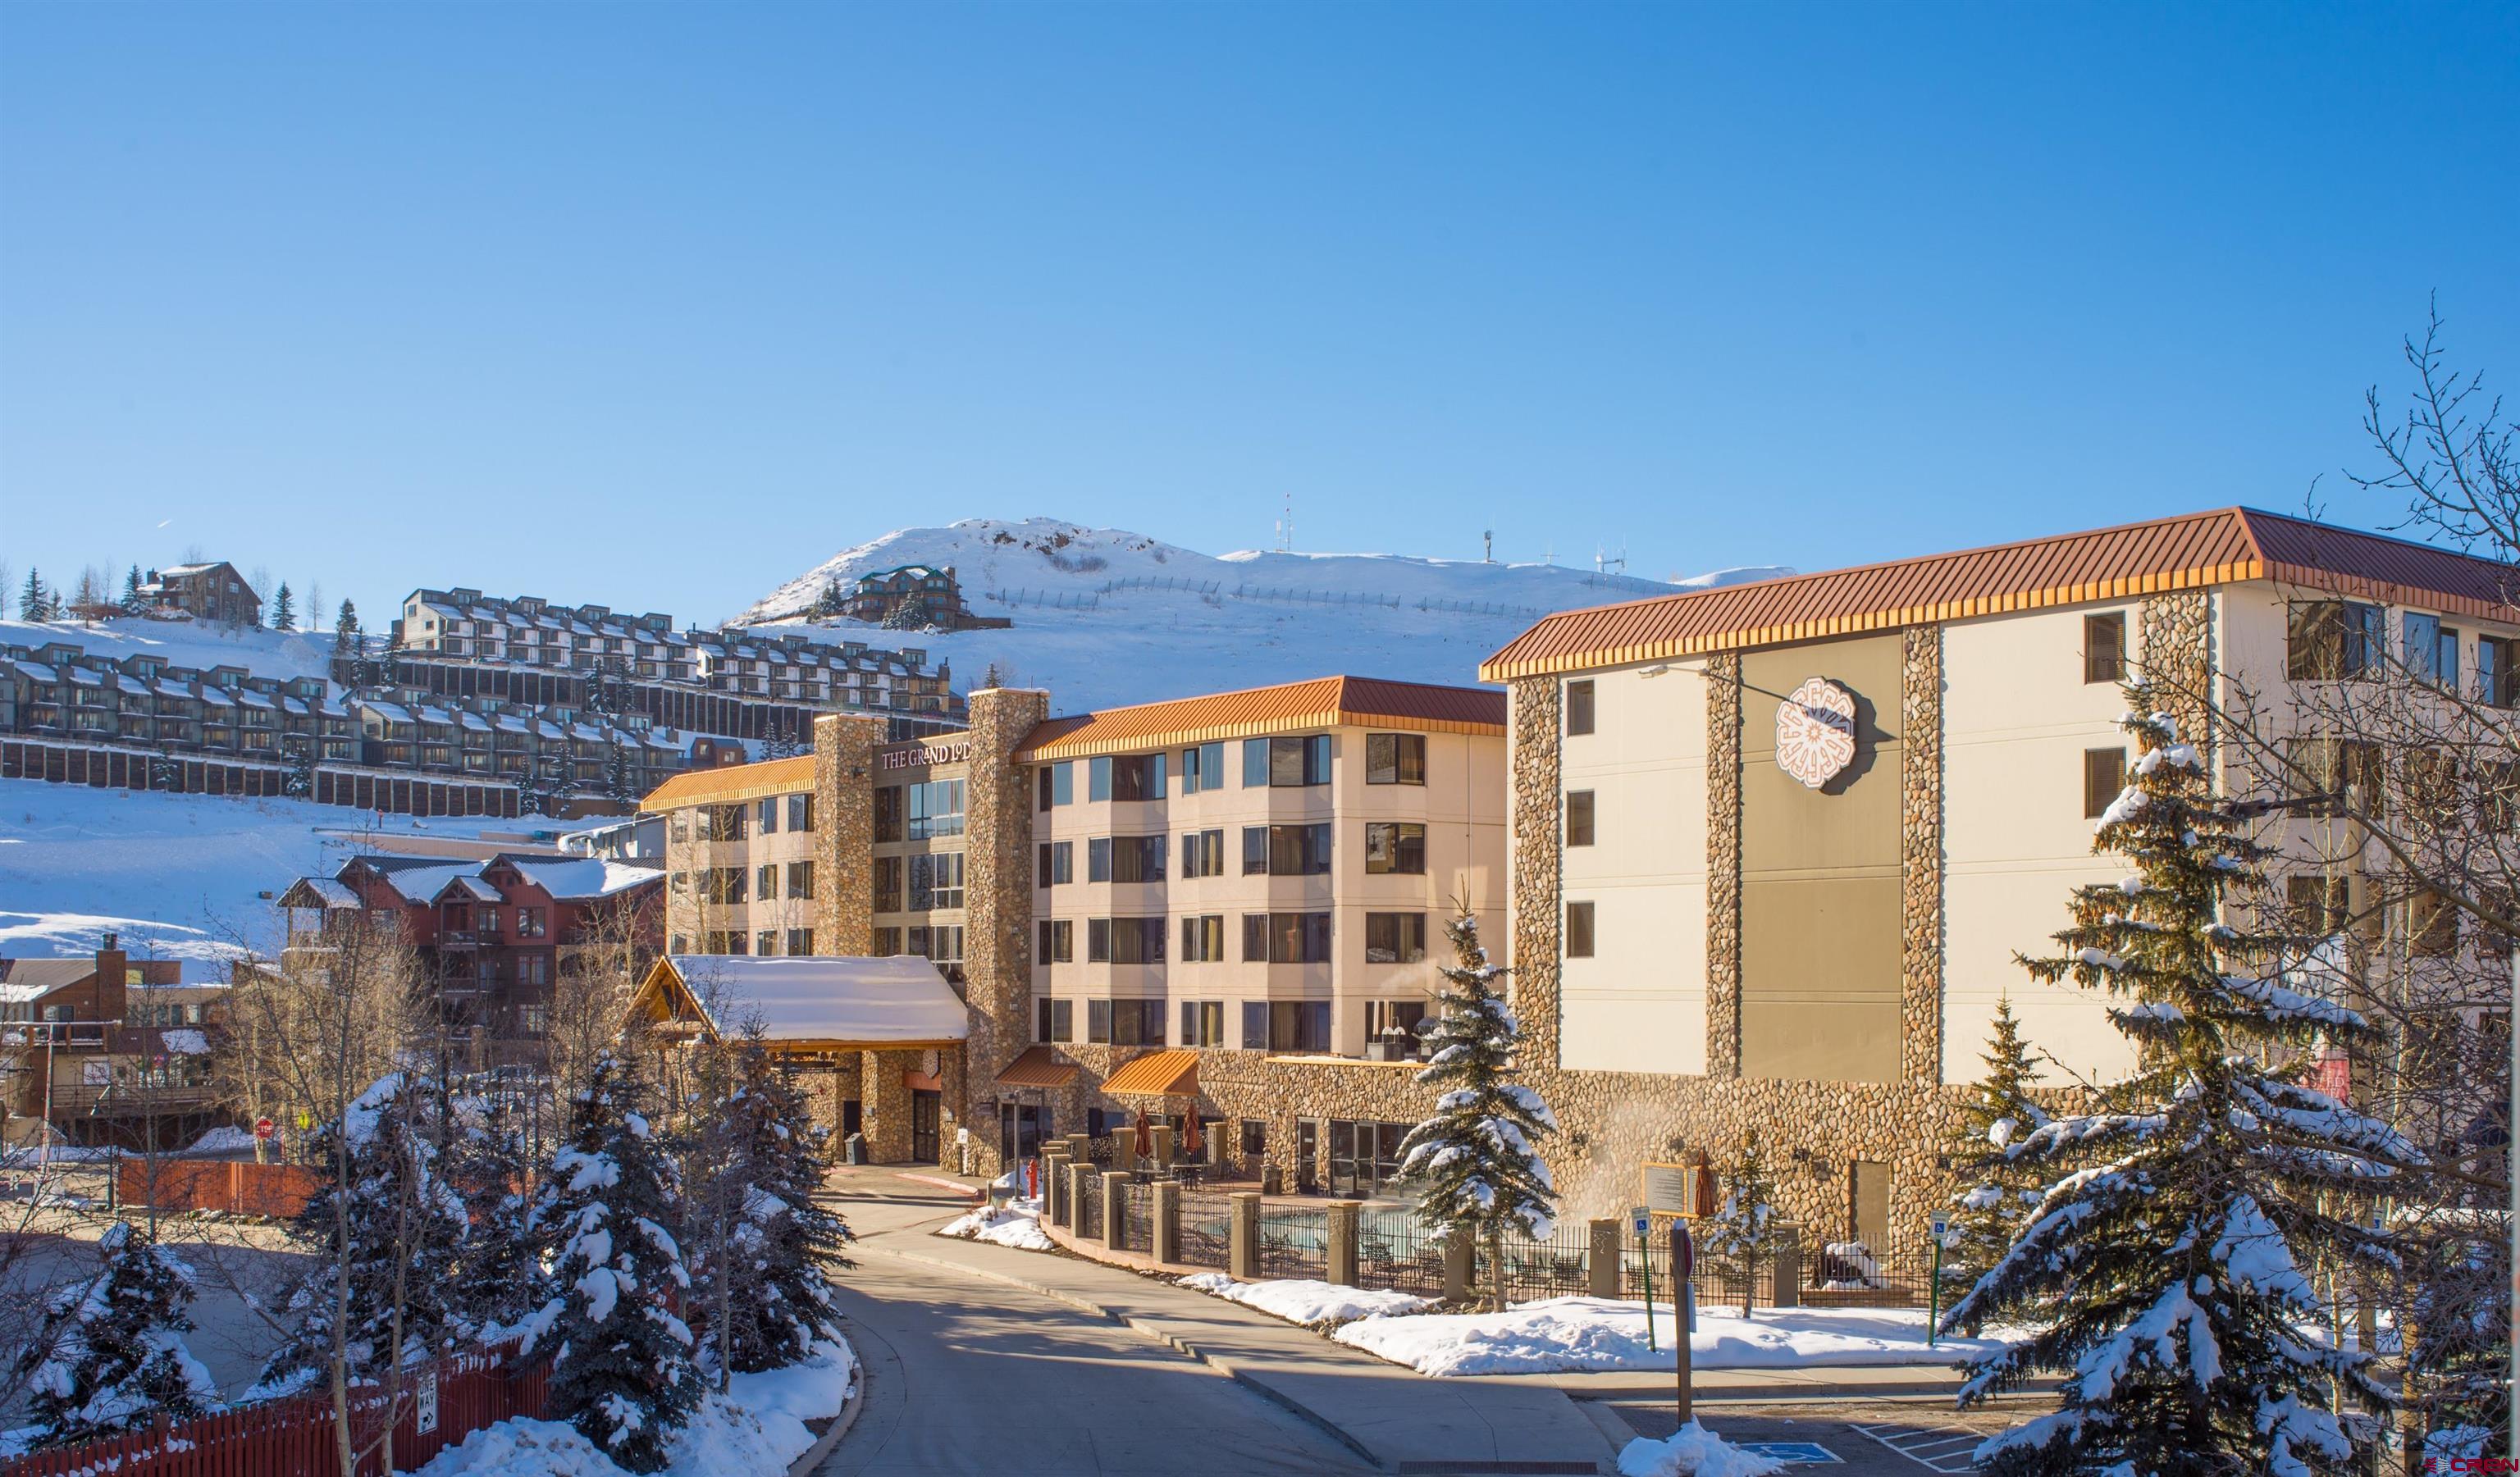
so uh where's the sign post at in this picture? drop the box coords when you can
[1671,1220,1695,1425]
[1630,1206,1655,1353]
[1928,1215,1949,1347]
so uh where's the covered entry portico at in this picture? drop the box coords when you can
[632,955,970,1165]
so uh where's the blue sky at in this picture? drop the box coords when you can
[2,3,2513,625]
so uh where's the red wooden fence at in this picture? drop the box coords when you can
[2,1339,550,1477]
[119,1159,322,1219]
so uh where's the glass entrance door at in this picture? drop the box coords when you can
[911,1089,941,1163]
[999,1102,1046,1165]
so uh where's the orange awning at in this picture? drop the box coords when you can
[997,1045,1080,1089]
[1100,1049,1200,1097]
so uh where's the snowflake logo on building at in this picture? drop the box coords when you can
[1774,677,1857,789]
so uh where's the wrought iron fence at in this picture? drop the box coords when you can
[1072,1169,1102,1238]
[1256,1205,1328,1279]
[1176,1190,1233,1269]
[1117,1181,1154,1254]
[1355,1209,1449,1296]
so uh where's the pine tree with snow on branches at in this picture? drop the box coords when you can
[1700,1128,1783,1318]
[1942,695,2425,1477]
[11,1222,216,1450]
[1395,911,1557,1312]
[1942,996,2052,1281]
[713,1044,853,1373]
[526,1052,701,1473]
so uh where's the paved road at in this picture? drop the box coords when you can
[816,1176,1376,1476]
[1604,1397,2024,1476]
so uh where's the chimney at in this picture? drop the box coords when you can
[94,932,128,1023]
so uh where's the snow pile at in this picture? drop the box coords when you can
[181,1126,260,1156]
[1176,1273,1435,1327]
[1617,1420,1787,1477]
[1331,1297,2005,1377]
[740,518,1787,711]
[936,1198,1054,1251]
[413,1338,856,1477]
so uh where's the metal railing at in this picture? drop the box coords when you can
[1256,1205,1328,1279]
[1176,1190,1234,1270]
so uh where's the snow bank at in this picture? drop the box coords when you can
[1331,1297,2002,1377]
[413,1338,856,1477]
[1176,1273,1436,1327]
[1618,1420,1787,1477]
[182,1126,260,1156]
[937,1198,1054,1251]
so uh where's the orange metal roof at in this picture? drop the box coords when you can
[1016,676,1505,763]
[1481,507,2520,680]
[639,754,815,813]
[996,1045,1081,1088]
[1098,1048,1202,1096]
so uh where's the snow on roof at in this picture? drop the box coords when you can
[362,701,417,723]
[10,660,54,682]
[507,858,660,900]
[435,875,502,903]
[292,878,361,908]
[365,863,478,904]
[664,955,968,1045]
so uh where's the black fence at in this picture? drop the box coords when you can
[1176,1190,1234,1270]
[1072,1169,1102,1236]
[1117,1181,1154,1254]
[1356,1210,1449,1297]
[1257,1205,1329,1279]
[1343,1214,1943,1311]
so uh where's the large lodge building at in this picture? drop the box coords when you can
[641,508,2520,1247]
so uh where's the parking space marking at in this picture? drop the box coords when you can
[1737,1441,1842,1465]
[1851,1423,1984,1474]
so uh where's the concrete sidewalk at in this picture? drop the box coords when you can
[846,1174,1618,1475]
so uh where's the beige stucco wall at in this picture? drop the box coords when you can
[1555,661,1711,1075]
[1939,602,2141,1083]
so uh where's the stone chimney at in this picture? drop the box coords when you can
[94,932,128,1023]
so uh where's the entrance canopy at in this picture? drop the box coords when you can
[996,1045,1080,1089]
[1099,1048,1199,1097]
[633,955,970,1053]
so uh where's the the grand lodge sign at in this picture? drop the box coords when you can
[882,739,973,771]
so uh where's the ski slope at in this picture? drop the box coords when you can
[741,518,1788,710]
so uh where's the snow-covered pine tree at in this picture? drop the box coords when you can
[11,1221,215,1450]
[256,1075,471,1398]
[334,600,361,655]
[1943,697,2425,1477]
[271,582,296,631]
[813,578,844,619]
[282,736,317,800]
[1942,996,2052,1280]
[603,743,640,805]
[446,1078,546,1340]
[527,1052,701,1472]
[715,1044,851,1373]
[1395,911,1558,1312]
[120,565,144,616]
[148,754,182,792]
[20,568,49,621]
[1699,1129,1783,1318]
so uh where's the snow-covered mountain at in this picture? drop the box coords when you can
[741,519,1788,710]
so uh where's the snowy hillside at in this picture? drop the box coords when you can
[742,519,1787,709]
[0,615,337,683]
[0,784,614,967]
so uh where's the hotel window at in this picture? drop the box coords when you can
[906,924,929,957]
[671,933,688,953]
[1364,822,1427,875]
[1565,680,1596,736]
[1244,735,1331,787]
[874,786,905,842]
[701,868,747,905]
[1181,829,1226,878]
[1180,914,1226,962]
[2482,636,2518,707]
[906,778,966,840]
[704,804,747,841]
[909,851,966,909]
[518,906,547,939]
[757,864,778,900]
[2084,613,2126,684]
[927,925,965,967]
[1365,1000,1427,1041]
[1366,733,1427,786]
[2401,889,2459,957]
[1242,910,1332,964]
[1180,1000,1226,1046]
[787,928,813,955]
[1365,912,1427,964]
[669,813,690,843]
[756,929,779,957]
[874,856,903,912]
[1565,791,1596,846]
[1096,836,1165,883]
[1088,837,1110,882]
[1111,1000,1165,1046]
[756,796,779,834]
[1039,841,1073,887]
[788,861,815,900]
[1089,917,1166,964]
[1180,741,1227,794]
[2288,600,2385,680]
[1244,823,1331,876]
[871,926,901,956]
[1565,900,1596,958]
[1086,999,1110,1043]
[2084,748,2128,820]
[2286,875,2351,936]
[2289,736,2385,820]
[1037,761,1074,811]
[787,793,815,832]
[1036,996,1074,1043]
[1089,753,1166,802]
[1253,1001,1330,1054]
[1038,919,1074,964]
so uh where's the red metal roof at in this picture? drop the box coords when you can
[1480,507,2520,680]
[1016,676,1505,762]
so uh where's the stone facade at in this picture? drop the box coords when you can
[2139,590,2214,748]
[958,686,1050,1178]
[812,713,886,957]
[1506,677,1564,1068]
[1899,624,1945,1086]
[1704,652,1743,1079]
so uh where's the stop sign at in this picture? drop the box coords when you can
[253,1118,276,1141]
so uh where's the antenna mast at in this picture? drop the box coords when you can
[1483,530,1494,563]
[1276,491,1293,553]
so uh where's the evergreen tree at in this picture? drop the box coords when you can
[1700,1129,1783,1318]
[447,1080,546,1340]
[256,1076,471,1397]
[527,1053,701,1472]
[271,582,296,631]
[335,600,362,655]
[19,567,49,621]
[119,566,144,616]
[282,736,317,800]
[1942,996,2051,1280]
[812,578,844,619]
[879,601,925,632]
[711,1045,851,1373]
[1395,912,1558,1311]
[148,754,183,792]
[1944,697,2424,1477]
[602,743,641,805]
[11,1222,215,1450]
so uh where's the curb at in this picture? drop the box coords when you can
[870,1242,1391,1472]
[781,1354,866,1477]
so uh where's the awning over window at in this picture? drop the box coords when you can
[1100,1049,1200,1097]
[997,1045,1080,1089]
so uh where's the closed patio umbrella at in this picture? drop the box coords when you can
[1132,1105,1153,1163]
[1181,1111,1203,1160]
